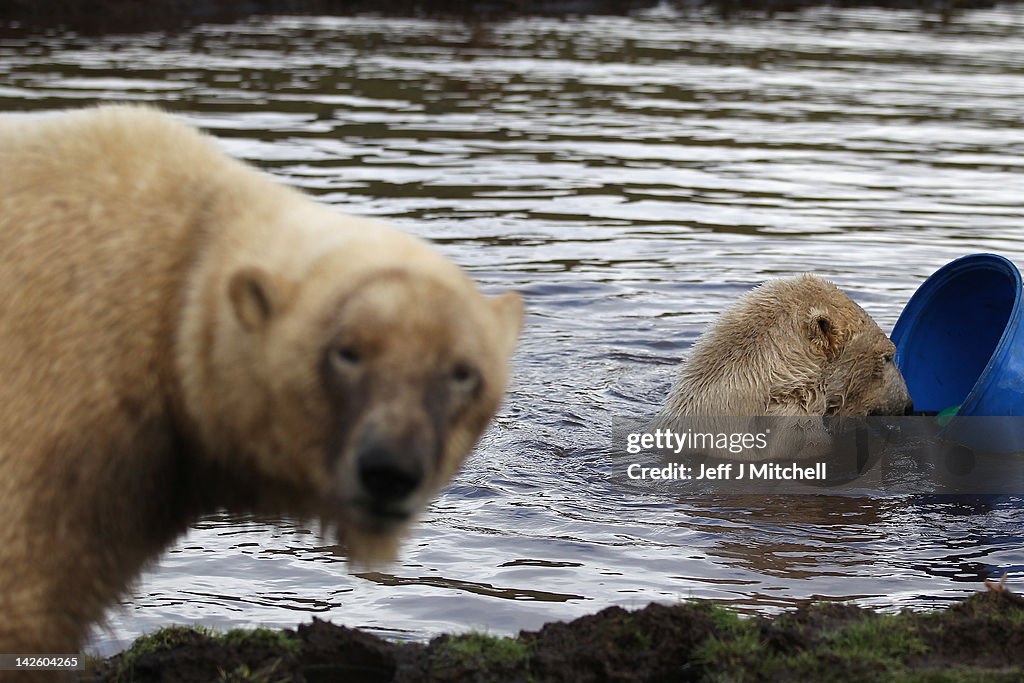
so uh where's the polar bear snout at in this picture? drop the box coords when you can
[355,439,427,510]
[869,360,914,417]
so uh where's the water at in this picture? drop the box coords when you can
[2,6,1024,656]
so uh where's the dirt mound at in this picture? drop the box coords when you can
[81,588,1024,682]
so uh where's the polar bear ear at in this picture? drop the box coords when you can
[228,267,293,332]
[489,291,524,355]
[807,308,842,359]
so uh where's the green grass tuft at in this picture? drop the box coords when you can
[431,631,534,682]
[221,627,302,655]
[441,632,531,667]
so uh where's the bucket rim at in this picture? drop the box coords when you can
[893,253,1022,416]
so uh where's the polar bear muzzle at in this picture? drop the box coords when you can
[352,427,433,523]
[304,269,510,536]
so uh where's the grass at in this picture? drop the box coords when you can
[221,627,302,655]
[104,625,302,683]
[430,631,534,682]
[112,625,214,676]
[694,596,1024,683]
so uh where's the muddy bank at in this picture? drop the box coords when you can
[1,0,1008,35]
[82,587,1024,682]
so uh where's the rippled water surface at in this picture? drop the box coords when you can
[3,6,1024,655]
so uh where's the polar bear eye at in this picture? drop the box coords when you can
[450,362,480,391]
[331,345,361,368]
[883,351,895,364]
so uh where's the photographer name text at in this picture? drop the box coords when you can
[626,462,827,481]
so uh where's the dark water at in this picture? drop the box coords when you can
[2,6,1024,655]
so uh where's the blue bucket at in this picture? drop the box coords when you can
[892,253,1024,417]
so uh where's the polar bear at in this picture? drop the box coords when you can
[0,105,523,655]
[664,274,913,417]
[655,275,912,465]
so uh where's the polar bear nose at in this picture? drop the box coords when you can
[357,445,424,504]
[903,399,915,416]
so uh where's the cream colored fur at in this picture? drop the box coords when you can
[0,105,522,659]
[657,275,911,463]
[663,275,911,418]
